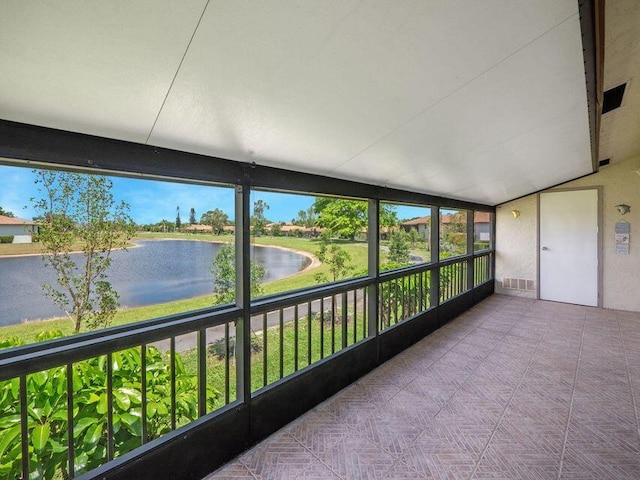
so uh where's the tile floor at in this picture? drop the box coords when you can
[203,295,640,479]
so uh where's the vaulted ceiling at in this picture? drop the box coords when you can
[0,1,596,205]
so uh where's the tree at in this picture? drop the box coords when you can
[295,207,317,229]
[313,198,397,240]
[189,207,196,225]
[407,227,421,247]
[200,208,229,234]
[210,244,265,304]
[175,206,181,229]
[31,170,136,333]
[0,206,15,217]
[269,223,283,237]
[387,230,411,265]
[251,199,269,236]
[314,234,353,283]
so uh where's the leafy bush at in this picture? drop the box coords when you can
[474,241,490,251]
[0,236,14,244]
[0,336,220,479]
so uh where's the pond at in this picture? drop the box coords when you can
[0,240,311,327]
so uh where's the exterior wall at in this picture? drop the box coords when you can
[0,225,34,237]
[496,154,640,311]
[474,222,490,241]
[495,195,538,298]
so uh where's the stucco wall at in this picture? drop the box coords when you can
[495,154,640,311]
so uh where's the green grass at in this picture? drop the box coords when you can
[0,241,86,256]
[179,303,369,412]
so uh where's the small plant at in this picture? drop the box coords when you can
[314,233,353,284]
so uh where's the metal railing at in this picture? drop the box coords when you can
[0,256,493,480]
[379,266,432,331]
[474,252,492,287]
[0,308,239,480]
[250,280,371,392]
[439,257,469,303]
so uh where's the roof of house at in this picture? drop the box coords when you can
[474,212,491,223]
[267,223,322,233]
[0,214,37,226]
[400,216,431,226]
[400,212,490,227]
[183,224,213,231]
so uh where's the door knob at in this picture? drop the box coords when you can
[542,246,549,251]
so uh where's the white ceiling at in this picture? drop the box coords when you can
[0,0,593,206]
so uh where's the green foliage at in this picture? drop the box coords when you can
[474,240,490,251]
[251,200,270,236]
[175,206,181,229]
[0,336,24,349]
[269,223,283,237]
[0,206,15,218]
[189,208,196,225]
[314,234,353,283]
[0,236,14,244]
[211,244,265,304]
[313,198,367,240]
[440,212,467,257]
[407,227,422,247]
[35,329,64,343]
[31,170,136,333]
[294,207,317,230]
[0,338,220,479]
[387,230,411,266]
[313,198,397,240]
[200,208,229,235]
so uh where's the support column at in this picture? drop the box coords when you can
[467,210,475,292]
[367,200,379,348]
[430,207,440,310]
[235,181,251,402]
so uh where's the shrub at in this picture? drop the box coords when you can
[0,236,14,244]
[0,335,220,479]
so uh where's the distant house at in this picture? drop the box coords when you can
[400,212,491,243]
[183,224,213,233]
[266,223,322,237]
[0,215,38,243]
[473,211,491,242]
[400,216,430,239]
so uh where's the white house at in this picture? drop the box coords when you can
[0,215,38,243]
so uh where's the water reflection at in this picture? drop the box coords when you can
[0,240,310,326]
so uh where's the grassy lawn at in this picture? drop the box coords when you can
[0,234,374,344]
[0,241,86,256]
[178,304,368,412]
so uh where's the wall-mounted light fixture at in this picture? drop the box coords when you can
[615,204,631,215]
[510,210,520,218]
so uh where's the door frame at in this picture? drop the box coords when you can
[536,186,603,307]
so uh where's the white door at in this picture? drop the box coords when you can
[539,189,598,306]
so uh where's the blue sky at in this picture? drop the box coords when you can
[0,165,434,224]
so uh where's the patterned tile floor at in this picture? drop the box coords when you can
[203,295,640,479]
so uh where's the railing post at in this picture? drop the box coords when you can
[235,180,252,403]
[467,210,475,292]
[430,206,440,310]
[367,200,379,351]
[490,212,496,281]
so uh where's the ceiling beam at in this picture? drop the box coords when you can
[0,119,493,211]
[579,0,606,172]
